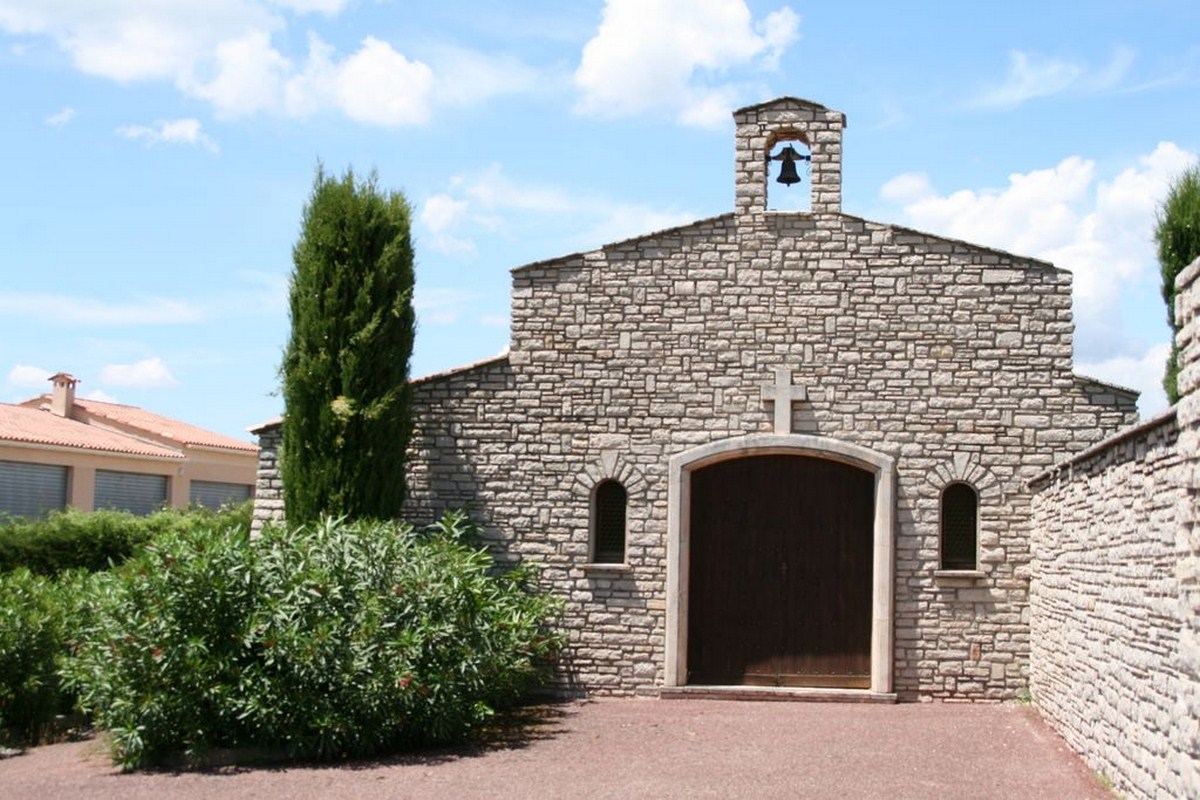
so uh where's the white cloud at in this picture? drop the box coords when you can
[283,34,433,126]
[420,164,696,256]
[0,2,507,127]
[116,118,218,153]
[420,194,475,256]
[574,0,801,126]
[879,172,933,204]
[44,106,75,126]
[421,194,469,233]
[7,364,51,388]
[99,357,178,389]
[335,37,433,126]
[414,287,478,326]
[209,270,290,318]
[971,46,1136,109]
[0,292,205,325]
[0,1,279,83]
[267,0,349,13]
[430,45,543,108]
[189,30,290,116]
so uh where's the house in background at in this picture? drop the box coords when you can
[0,372,256,518]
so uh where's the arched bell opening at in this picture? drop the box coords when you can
[766,133,812,212]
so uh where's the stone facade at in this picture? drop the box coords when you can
[253,97,1139,702]
[397,97,1137,700]
[1028,257,1200,799]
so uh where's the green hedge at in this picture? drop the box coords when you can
[0,503,252,575]
[62,512,563,769]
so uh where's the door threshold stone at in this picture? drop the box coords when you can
[658,686,897,704]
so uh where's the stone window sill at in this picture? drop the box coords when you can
[583,563,631,574]
[933,569,985,585]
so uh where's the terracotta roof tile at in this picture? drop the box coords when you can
[69,398,258,452]
[0,404,183,459]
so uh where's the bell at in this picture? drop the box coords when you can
[774,145,803,187]
[776,157,801,186]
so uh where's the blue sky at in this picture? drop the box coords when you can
[1,0,1197,441]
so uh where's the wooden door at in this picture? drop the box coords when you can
[686,455,874,688]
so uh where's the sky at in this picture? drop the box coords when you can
[1,0,1197,442]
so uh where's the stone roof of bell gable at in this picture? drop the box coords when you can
[732,96,838,116]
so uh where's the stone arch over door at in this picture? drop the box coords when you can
[665,434,895,695]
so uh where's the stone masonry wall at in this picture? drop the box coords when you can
[1029,414,1184,797]
[403,201,1135,699]
[250,423,283,535]
[1029,256,1200,799]
[1174,258,1200,793]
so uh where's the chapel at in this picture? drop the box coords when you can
[255,97,1139,700]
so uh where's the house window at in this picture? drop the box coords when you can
[941,482,978,570]
[592,479,627,564]
[95,470,168,516]
[189,480,253,510]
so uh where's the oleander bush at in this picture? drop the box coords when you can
[0,568,99,743]
[0,503,252,575]
[62,511,563,769]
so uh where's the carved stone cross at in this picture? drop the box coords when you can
[760,368,807,434]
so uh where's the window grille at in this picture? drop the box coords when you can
[941,482,978,570]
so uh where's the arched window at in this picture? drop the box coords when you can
[592,479,627,564]
[941,482,978,570]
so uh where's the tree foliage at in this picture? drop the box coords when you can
[1156,165,1200,404]
[281,167,416,525]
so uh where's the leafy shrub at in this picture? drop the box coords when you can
[62,512,562,769]
[0,568,99,742]
[0,503,252,575]
[1156,165,1200,403]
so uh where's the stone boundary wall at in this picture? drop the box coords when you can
[1029,257,1200,799]
[1175,258,1200,794]
[1029,412,1184,796]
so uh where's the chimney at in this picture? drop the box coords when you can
[49,373,78,417]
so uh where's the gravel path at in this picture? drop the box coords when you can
[0,699,1109,799]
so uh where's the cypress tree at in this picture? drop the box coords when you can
[1156,165,1200,404]
[280,166,416,525]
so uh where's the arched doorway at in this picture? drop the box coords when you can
[665,434,895,695]
[687,454,874,687]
